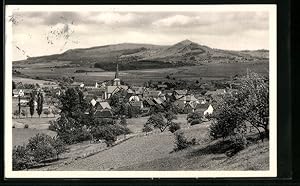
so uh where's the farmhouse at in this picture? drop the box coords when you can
[94,108,113,118]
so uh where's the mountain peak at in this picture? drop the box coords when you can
[177,39,194,45]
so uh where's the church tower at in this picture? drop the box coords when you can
[113,62,121,86]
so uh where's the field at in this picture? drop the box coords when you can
[13,62,269,86]
[32,122,268,171]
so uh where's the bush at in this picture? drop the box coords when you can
[190,119,200,126]
[227,134,247,156]
[142,124,153,133]
[12,145,32,170]
[187,112,202,123]
[168,122,181,133]
[174,131,196,151]
[91,124,131,147]
[13,133,66,170]
[24,124,29,129]
[26,133,57,163]
[120,117,127,126]
[48,120,56,131]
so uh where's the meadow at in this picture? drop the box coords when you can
[13,62,269,86]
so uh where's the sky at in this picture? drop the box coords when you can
[10,9,269,61]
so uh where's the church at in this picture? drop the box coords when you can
[104,62,128,99]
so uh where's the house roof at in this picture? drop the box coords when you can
[106,85,128,94]
[174,100,185,110]
[178,95,198,102]
[144,90,161,97]
[131,86,145,94]
[153,97,164,105]
[127,89,134,94]
[195,103,209,110]
[157,84,168,88]
[143,99,156,106]
[129,95,140,102]
[174,90,187,95]
[98,102,111,110]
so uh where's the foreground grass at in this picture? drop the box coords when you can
[117,139,269,171]
[33,122,268,171]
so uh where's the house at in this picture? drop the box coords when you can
[203,104,214,116]
[96,101,111,110]
[104,85,128,99]
[183,102,195,113]
[13,89,32,98]
[143,90,161,98]
[173,90,188,97]
[129,95,140,102]
[94,108,113,118]
[129,101,143,109]
[143,99,156,108]
[69,82,84,88]
[157,84,168,90]
[131,86,145,96]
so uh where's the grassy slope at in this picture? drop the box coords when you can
[117,140,269,171]
[48,122,268,171]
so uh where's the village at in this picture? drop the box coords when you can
[12,63,234,123]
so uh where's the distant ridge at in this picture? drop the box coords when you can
[14,39,269,71]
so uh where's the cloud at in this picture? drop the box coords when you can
[10,10,270,61]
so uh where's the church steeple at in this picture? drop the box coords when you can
[113,62,121,86]
[115,62,119,79]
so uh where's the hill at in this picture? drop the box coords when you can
[13,40,269,71]
[32,122,268,171]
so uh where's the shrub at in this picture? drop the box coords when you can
[48,120,56,131]
[51,136,67,159]
[142,124,153,133]
[190,119,200,126]
[26,133,57,163]
[12,145,32,170]
[187,112,202,123]
[174,131,196,151]
[168,122,181,133]
[24,124,29,129]
[12,133,66,170]
[120,117,127,126]
[91,124,130,147]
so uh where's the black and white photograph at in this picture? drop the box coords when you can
[5,5,277,178]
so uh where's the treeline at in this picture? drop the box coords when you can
[94,60,194,71]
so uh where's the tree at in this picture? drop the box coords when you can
[53,88,90,144]
[210,72,269,142]
[146,113,168,132]
[12,81,16,90]
[36,92,44,118]
[29,92,35,118]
